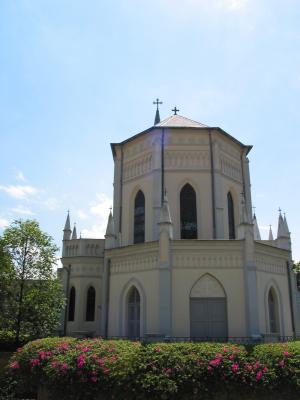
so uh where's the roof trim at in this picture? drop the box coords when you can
[111,125,252,157]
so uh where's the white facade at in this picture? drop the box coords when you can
[59,114,300,340]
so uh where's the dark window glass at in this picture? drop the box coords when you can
[180,184,197,239]
[134,190,145,244]
[86,286,96,321]
[68,287,76,321]
[128,287,140,339]
[227,192,235,239]
[268,289,278,333]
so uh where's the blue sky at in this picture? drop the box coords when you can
[0,0,300,262]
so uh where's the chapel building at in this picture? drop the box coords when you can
[59,109,300,340]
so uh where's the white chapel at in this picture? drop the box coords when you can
[59,105,300,340]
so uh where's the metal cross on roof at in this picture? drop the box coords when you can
[278,207,282,214]
[153,98,163,110]
[172,106,179,115]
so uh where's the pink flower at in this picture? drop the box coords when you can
[90,376,97,382]
[39,351,47,360]
[154,346,162,353]
[16,348,23,353]
[82,347,90,353]
[229,355,234,361]
[164,368,172,375]
[279,360,285,368]
[254,361,260,370]
[77,355,86,368]
[207,366,213,372]
[31,358,40,367]
[98,358,105,366]
[256,371,263,381]
[61,363,69,371]
[103,368,110,375]
[223,347,229,353]
[231,363,239,373]
[58,343,69,351]
[245,364,253,372]
[51,361,59,369]
[284,351,290,357]
[263,367,268,373]
[10,361,20,369]
[209,358,221,367]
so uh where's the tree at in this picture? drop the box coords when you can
[0,220,65,344]
[293,262,300,290]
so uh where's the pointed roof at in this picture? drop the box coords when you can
[159,193,172,224]
[277,212,287,238]
[252,214,261,240]
[268,225,274,241]
[283,214,290,236]
[154,109,160,125]
[111,113,252,157]
[156,114,208,128]
[105,211,115,237]
[64,211,71,232]
[72,224,77,240]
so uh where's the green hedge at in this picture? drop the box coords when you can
[5,337,300,399]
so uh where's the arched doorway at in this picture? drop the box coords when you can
[127,287,140,339]
[190,274,227,339]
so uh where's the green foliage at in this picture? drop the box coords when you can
[0,220,65,345]
[5,338,300,399]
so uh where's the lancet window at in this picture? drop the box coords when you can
[86,286,96,321]
[180,184,198,239]
[227,192,235,239]
[134,190,145,244]
[68,287,76,321]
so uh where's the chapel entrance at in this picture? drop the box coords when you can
[127,287,140,339]
[190,274,227,339]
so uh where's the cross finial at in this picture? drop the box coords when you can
[153,98,163,124]
[172,106,179,115]
[153,98,162,110]
[278,207,282,215]
[109,206,112,213]
[252,206,256,217]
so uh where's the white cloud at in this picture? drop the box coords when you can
[0,217,9,229]
[220,0,249,11]
[79,193,113,238]
[77,209,88,220]
[90,193,112,219]
[11,205,34,216]
[43,197,59,210]
[16,171,26,182]
[0,185,39,199]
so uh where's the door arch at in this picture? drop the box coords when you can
[190,274,227,339]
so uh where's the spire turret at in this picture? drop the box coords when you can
[72,223,77,240]
[63,211,72,240]
[268,225,274,241]
[153,98,162,125]
[105,210,116,249]
[252,214,261,240]
[276,209,291,250]
[277,211,286,238]
[283,214,290,237]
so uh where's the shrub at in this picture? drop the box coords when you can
[6,338,300,399]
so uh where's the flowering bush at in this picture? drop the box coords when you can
[6,338,300,399]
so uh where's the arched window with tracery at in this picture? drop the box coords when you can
[268,288,279,333]
[180,184,197,239]
[227,192,235,239]
[134,190,145,244]
[127,287,140,339]
[86,286,96,321]
[68,287,76,321]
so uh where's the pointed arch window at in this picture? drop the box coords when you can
[268,289,279,333]
[86,286,96,321]
[127,287,140,339]
[68,287,76,321]
[227,192,235,239]
[180,184,197,239]
[134,190,145,244]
